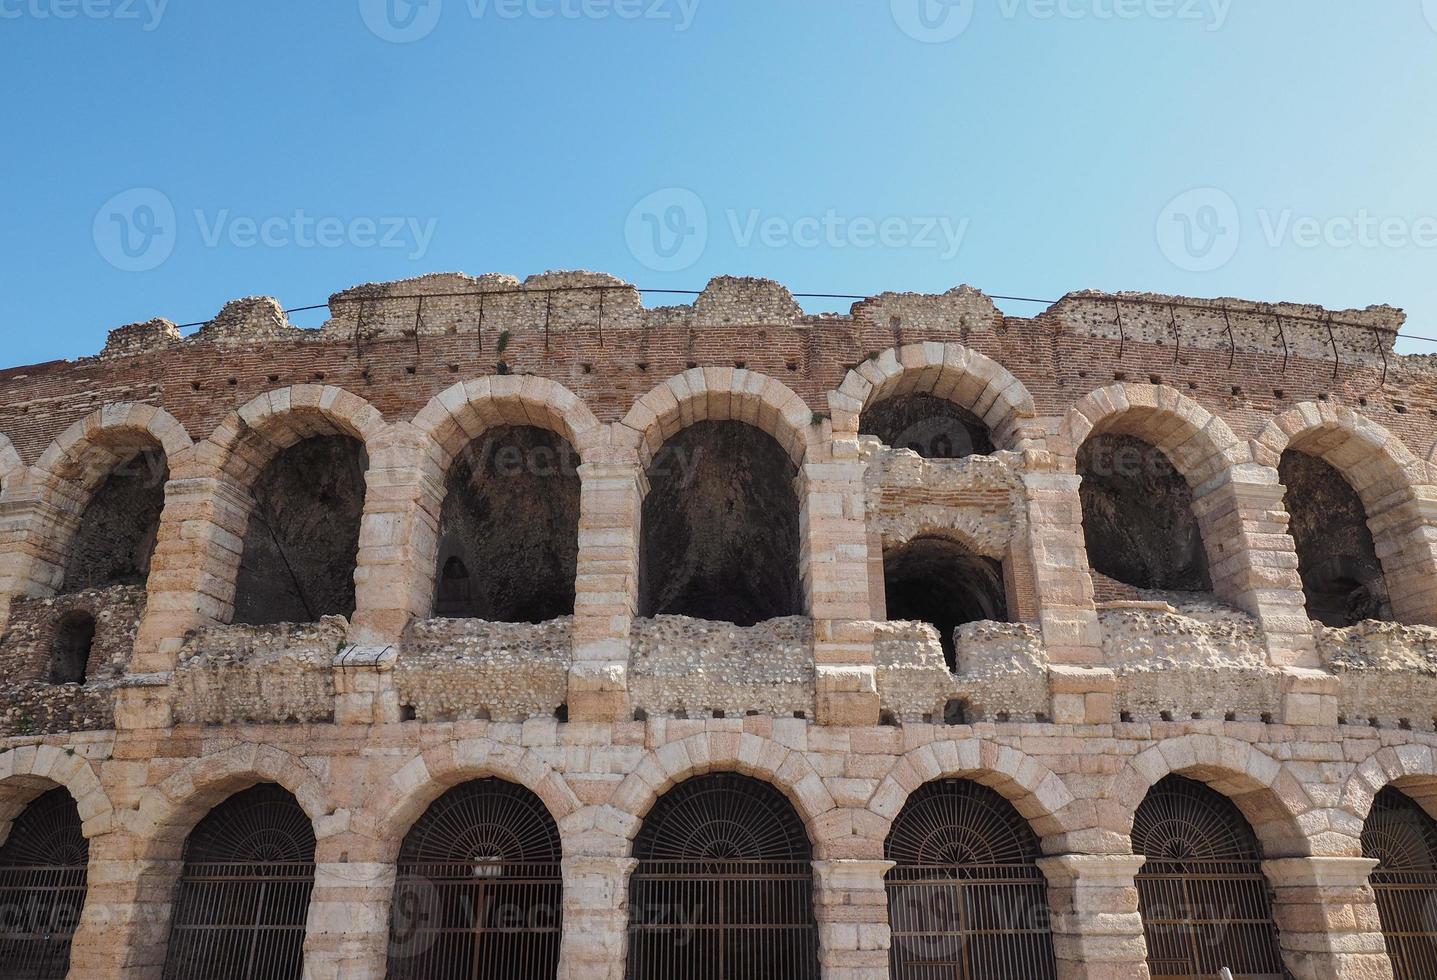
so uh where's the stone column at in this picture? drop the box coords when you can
[1369,487,1437,625]
[1037,854,1152,980]
[1263,856,1394,980]
[0,486,77,633]
[557,854,636,980]
[302,834,397,980]
[569,460,644,722]
[801,448,880,727]
[68,833,178,979]
[812,858,895,980]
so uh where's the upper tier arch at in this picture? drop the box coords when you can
[410,376,604,470]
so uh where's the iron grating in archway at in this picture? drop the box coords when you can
[0,788,88,980]
[162,783,316,980]
[387,778,563,980]
[1362,786,1437,979]
[884,779,1056,980]
[627,773,818,980]
[1133,775,1287,980]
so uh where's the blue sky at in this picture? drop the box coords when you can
[3,1,1437,367]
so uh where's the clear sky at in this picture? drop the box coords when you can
[4,1,1437,367]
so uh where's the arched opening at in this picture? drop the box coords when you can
[61,448,167,593]
[883,537,1007,670]
[387,779,562,979]
[885,779,1055,980]
[49,611,94,685]
[860,394,995,459]
[1077,434,1211,596]
[627,773,818,980]
[0,788,88,979]
[1280,449,1390,626]
[233,435,369,625]
[161,784,316,980]
[1133,775,1284,979]
[638,421,802,626]
[433,426,580,623]
[1362,786,1437,977]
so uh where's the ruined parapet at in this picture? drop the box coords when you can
[629,616,814,719]
[874,620,962,723]
[1318,620,1437,729]
[193,296,305,345]
[862,441,1024,556]
[1044,290,1403,366]
[1100,601,1282,721]
[171,617,342,725]
[850,284,1002,335]
[396,617,571,723]
[693,276,801,327]
[100,318,184,359]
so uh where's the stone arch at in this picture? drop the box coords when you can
[202,384,385,485]
[617,368,817,469]
[0,744,113,842]
[1106,735,1325,858]
[0,431,21,496]
[1257,402,1436,624]
[367,738,582,859]
[606,732,838,856]
[126,742,332,862]
[410,376,604,473]
[831,342,1039,451]
[11,404,193,599]
[1057,383,1247,487]
[864,740,1078,854]
[1341,743,1437,831]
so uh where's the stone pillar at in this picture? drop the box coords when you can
[1037,854,1152,980]
[812,858,895,980]
[302,835,397,980]
[569,460,644,722]
[333,644,401,725]
[1191,465,1315,668]
[351,422,436,647]
[0,490,75,633]
[131,474,252,673]
[1263,856,1394,980]
[69,834,178,979]
[801,448,880,727]
[1369,488,1437,625]
[557,854,636,980]
[1018,469,1103,666]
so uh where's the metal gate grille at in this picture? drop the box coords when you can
[1133,776,1286,980]
[162,783,316,980]
[627,773,818,980]
[387,779,563,979]
[885,779,1056,980]
[1362,786,1437,979]
[0,789,88,980]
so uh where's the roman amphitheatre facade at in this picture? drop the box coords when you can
[1,269,1436,979]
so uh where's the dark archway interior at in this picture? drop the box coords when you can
[860,394,995,458]
[1078,434,1211,592]
[884,537,1007,670]
[233,435,369,626]
[639,420,802,626]
[62,449,167,593]
[0,787,87,979]
[434,426,580,623]
[50,611,94,685]
[1280,449,1390,627]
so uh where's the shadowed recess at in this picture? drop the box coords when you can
[861,394,994,458]
[233,435,369,626]
[1077,434,1211,593]
[1281,449,1390,626]
[0,788,88,979]
[62,448,167,593]
[639,420,802,627]
[433,425,579,624]
[883,536,1007,670]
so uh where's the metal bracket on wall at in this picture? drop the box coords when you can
[1221,305,1236,370]
[1325,313,1340,380]
[1168,302,1181,364]
[1372,324,1389,385]
[1268,307,1289,373]
[1112,299,1126,361]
